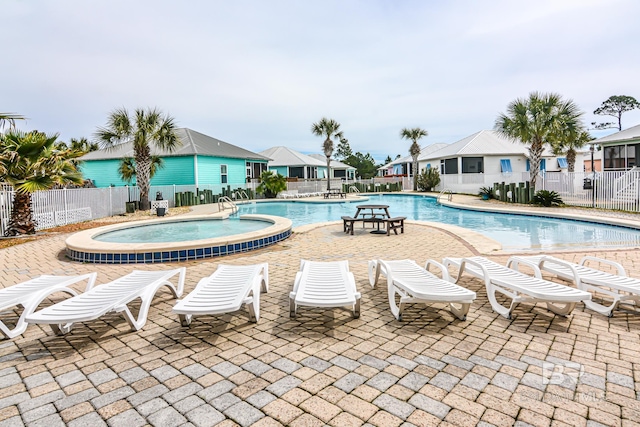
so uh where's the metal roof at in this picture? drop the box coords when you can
[422,130,555,160]
[390,143,449,165]
[259,146,326,167]
[594,124,640,144]
[307,154,356,170]
[80,128,270,161]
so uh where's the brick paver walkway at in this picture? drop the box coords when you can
[1,202,639,426]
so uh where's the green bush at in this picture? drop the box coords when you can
[417,168,441,192]
[256,171,286,198]
[532,190,563,207]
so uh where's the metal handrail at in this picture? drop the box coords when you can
[437,189,452,204]
[348,186,360,193]
[218,196,238,213]
[233,190,250,201]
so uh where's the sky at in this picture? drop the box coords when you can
[4,0,640,163]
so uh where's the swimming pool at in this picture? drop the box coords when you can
[94,218,269,243]
[235,194,640,251]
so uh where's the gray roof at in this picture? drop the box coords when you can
[259,146,326,167]
[308,154,356,170]
[422,130,555,160]
[389,143,449,165]
[594,124,640,144]
[80,128,270,161]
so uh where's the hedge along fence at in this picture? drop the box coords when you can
[343,181,403,193]
[493,181,534,204]
[174,186,255,207]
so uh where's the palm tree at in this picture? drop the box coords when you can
[0,113,25,131]
[552,129,592,172]
[400,127,428,191]
[118,156,165,183]
[311,117,346,190]
[0,130,84,235]
[95,107,181,210]
[495,92,583,188]
[70,137,99,153]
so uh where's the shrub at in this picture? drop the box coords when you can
[532,190,563,207]
[256,171,286,198]
[478,186,493,199]
[417,168,441,192]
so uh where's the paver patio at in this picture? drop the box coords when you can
[1,198,639,427]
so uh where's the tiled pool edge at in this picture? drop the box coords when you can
[65,214,292,264]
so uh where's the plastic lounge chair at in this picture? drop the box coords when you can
[26,268,185,335]
[508,255,640,317]
[442,256,591,319]
[290,260,360,318]
[0,273,97,339]
[368,259,476,321]
[173,263,268,326]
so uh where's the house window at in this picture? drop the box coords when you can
[526,159,546,171]
[443,158,458,174]
[557,158,568,168]
[462,157,483,173]
[289,167,304,178]
[246,162,252,179]
[500,159,512,173]
[220,164,228,184]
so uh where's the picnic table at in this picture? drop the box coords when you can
[341,204,406,236]
[324,188,346,199]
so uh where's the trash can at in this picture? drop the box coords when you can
[125,202,136,213]
[156,207,166,217]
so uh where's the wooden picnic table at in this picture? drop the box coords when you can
[354,204,390,234]
[324,188,346,199]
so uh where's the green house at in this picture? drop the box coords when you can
[79,128,270,188]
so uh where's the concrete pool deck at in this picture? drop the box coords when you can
[1,194,639,426]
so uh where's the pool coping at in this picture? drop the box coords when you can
[65,213,292,263]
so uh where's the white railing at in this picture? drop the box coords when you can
[437,189,452,203]
[217,196,238,213]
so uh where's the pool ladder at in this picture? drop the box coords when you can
[437,189,452,204]
[233,190,250,201]
[348,186,360,193]
[218,196,238,213]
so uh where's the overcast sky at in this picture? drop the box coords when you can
[4,0,640,162]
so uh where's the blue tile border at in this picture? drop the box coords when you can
[66,228,292,264]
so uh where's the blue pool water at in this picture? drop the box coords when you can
[94,219,269,243]
[235,194,640,251]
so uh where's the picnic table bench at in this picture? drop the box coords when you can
[324,188,346,199]
[341,204,405,236]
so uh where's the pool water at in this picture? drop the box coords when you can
[94,219,269,243]
[235,194,640,251]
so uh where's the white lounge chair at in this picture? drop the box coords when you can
[443,256,591,319]
[172,263,268,326]
[508,255,640,317]
[290,260,361,318]
[0,273,97,339]
[368,259,476,321]
[25,268,185,335]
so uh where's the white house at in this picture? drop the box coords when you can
[259,146,326,179]
[593,124,640,171]
[378,143,449,177]
[421,130,578,192]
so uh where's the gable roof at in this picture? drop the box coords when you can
[80,128,270,161]
[594,124,640,144]
[391,143,450,165]
[422,130,554,160]
[307,154,356,170]
[259,146,326,167]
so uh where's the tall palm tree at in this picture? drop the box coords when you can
[400,127,428,191]
[95,107,181,210]
[311,117,346,190]
[495,92,583,188]
[0,130,84,235]
[0,113,25,131]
